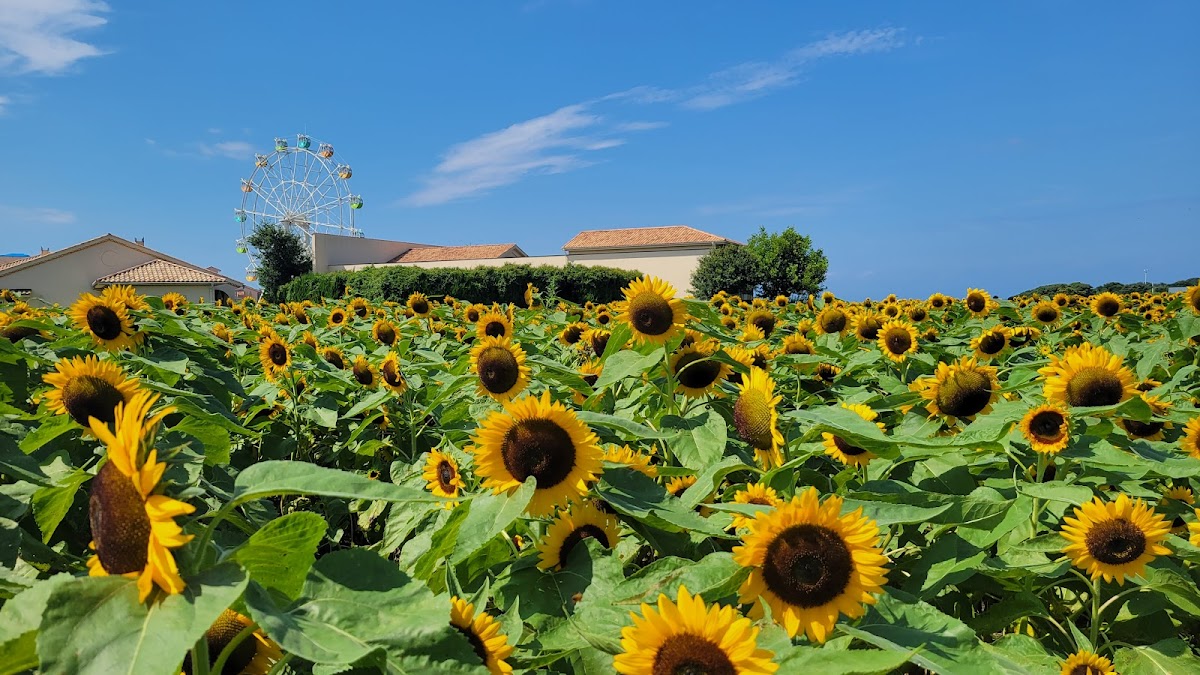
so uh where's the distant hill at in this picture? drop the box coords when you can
[1014,278,1198,298]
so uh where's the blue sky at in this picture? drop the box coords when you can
[2,1,1197,299]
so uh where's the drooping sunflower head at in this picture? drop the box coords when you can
[536,501,622,570]
[740,323,766,342]
[1032,301,1062,325]
[781,332,815,356]
[821,403,883,468]
[559,322,586,346]
[745,308,778,338]
[1185,285,1200,315]
[470,336,531,401]
[670,341,730,398]
[42,355,141,428]
[971,325,1011,360]
[348,296,370,319]
[161,292,188,314]
[1009,325,1041,347]
[471,391,602,515]
[258,335,291,381]
[733,367,784,469]
[1020,404,1071,454]
[372,319,398,346]
[379,351,408,394]
[423,449,465,503]
[1118,394,1171,441]
[733,487,888,643]
[1059,650,1116,675]
[187,609,282,675]
[616,276,688,345]
[101,285,149,311]
[1061,493,1171,584]
[907,305,928,323]
[1039,343,1137,409]
[877,320,918,362]
[602,444,657,478]
[351,355,377,388]
[852,312,883,342]
[321,346,346,370]
[407,292,430,317]
[1090,292,1123,319]
[69,292,138,351]
[816,307,848,335]
[964,288,992,317]
[613,584,779,675]
[449,597,515,675]
[583,328,612,356]
[917,356,1000,422]
[476,309,513,340]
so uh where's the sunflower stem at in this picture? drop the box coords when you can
[190,638,210,675]
[1090,574,1102,648]
[211,622,258,675]
[265,654,293,675]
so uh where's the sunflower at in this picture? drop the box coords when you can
[816,362,841,383]
[187,609,282,675]
[471,391,602,515]
[537,501,621,570]
[596,309,614,326]
[964,288,992,317]
[1181,417,1200,459]
[464,304,483,324]
[815,307,849,335]
[602,444,657,478]
[740,323,766,342]
[321,346,346,370]
[348,296,371,318]
[258,335,291,381]
[1031,301,1062,325]
[423,450,464,505]
[350,355,377,388]
[327,307,348,327]
[723,345,757,384]
[1053,293,1071,307]
[42,355,142,428]
[476,309,513,340]
[666,475,697,498]
[852,312,883,342]
[1190,509,1200,547]
[372,319,398,346]
[379,351,409,394]
[1040,343,1137,409]
[468,336,531,401]
[524,282,538,308]
[1020,404,1071,454]
[161,292,188,314]
[559,322,587,346]
[583,328,612,356]
[1060,493,1171,584]
[915,357,999,422]
[822,403,884,468]
[615,276,687,345]
[1009,325,1041,347]
[927,293,950,311]
[613,584,778,675]
[1118,394,1170,441]
[101,285,149,311]
[877,320,918,362]
[733,487,888,642]
[406,292,430,318]
[780,333,815,356]
[449,597,514,675]
[68,292,138,351]
[971,325,1011,361]
[733,367,785,469]
[86,391,194,602]
[744,308,777,338]
[1090,292,1123,319]
[731,483,782,530]
[1185,285,1200,314]
[670,342,730,398]
[1059,650,1115,675]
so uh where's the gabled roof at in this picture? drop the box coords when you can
[563,225,738,251]
[0,234,243,288]
[390,243,526,263]
[0,252,46,271]
[95,259,228,285]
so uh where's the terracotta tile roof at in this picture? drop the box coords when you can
[95,259,228,285]
[563,225,737,250]
[0,253,44,271]
[390,244,525,263]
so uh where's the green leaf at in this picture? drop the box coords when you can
[786,405,898,458]
[451,478,534,563]
[1114,639,1200,674]
[576,411,669,440]
[233,512,326,600]
[661,409,727,471]
[599,322,633,362]
[592,349,662,389]
[231,461,444,506]
[31,468,87,543]
[902,533,986,600]
[776,646,914,674]
[596,467,729,537]
[168,416,231,466]
[0,435,49,485]
[1017,482,1094,505]
[36,564,247,675]
[0,574,72,675]
[18,415,76,453]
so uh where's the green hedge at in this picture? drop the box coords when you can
[279,263,641,305]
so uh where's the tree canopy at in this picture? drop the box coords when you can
[247,223,313,302]
[690,226,828,299]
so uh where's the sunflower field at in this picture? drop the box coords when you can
[1,281,1200,675]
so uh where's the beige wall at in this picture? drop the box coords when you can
[312,233,422,272]
[0,242,161,306]
[566,245,715,294]
[130,284,216,304]
[331,255,567,272]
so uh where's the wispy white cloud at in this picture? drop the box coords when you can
[0,95,10,115]
[199,140,255,160]
[0,204,77,225]
[696,187,871,219]
[0,0,111,75]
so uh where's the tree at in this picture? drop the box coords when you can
[690,244,760,299]
[744,226,828,298]
[247,223,313,302]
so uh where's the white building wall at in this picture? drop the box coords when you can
[131,284,216,304]
[566,245,715,294]
[330,255,567,272]
[312,233,423,272]
[0,243,160,306]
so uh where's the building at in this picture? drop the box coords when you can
[0,234,258,305]
[315,225,739,294]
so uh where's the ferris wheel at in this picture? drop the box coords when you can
[234,134,364,282]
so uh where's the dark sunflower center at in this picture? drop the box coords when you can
[62,375,125,426]
[411,299,429,315]
[478,346,520,394]
[1066,367,1125,407]
[353,304,368,318]
[674,351,721,390]
[484,320,507,338]
[558,524,610,565]
[1095,298,1120,317]
[581,371,599,387]
[563,325,583,344]
[857,318,882,340]
[751,314,776,337]
[437,461,456,491]
[86,305,124,340]
[353,364,374,385]
[651,634,736,675]
[1036,307,1059,322]
[786,340,813,355]
[883,329,912,354]
[89,462,151,576]
[931,298,945,309]
[1085,518,1146,565]
[453,625,489,667]
[1190,293,1200,312]
[467,309,481,322]
[733,392,775,451]
[186,611,258,675]
[376,324,396,345]
[590,332,610,355]
[1029,410,1065,439]
[966,294,986,312]
[268,342,288,366]
[936,369,993,418]
[762,523,854,608]
[819,310,847,333]
[597,313,611,325]
[833,435,868,456]
[0,325,38,341]
[331,311,345,324]
[382,362,404,388]
[501,419,576,488]
[628,293,674,337]
[817,364,839,381]
[324,351,345,369]
[978,332,1006,355]
[1123,418,1164,438]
